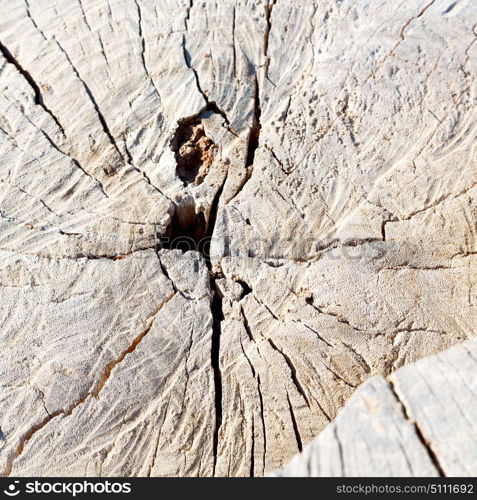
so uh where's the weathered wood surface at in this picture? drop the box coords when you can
[273,338,477,477]
[0,0,475,476]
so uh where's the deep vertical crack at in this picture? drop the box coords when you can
[245,76,262,168]
[249,417,255,477]
[201,165,228,476]
[207,177,226,475]
[160,95,228,476]
[210,275,223,475]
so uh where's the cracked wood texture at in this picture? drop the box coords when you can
[273,338,477,477]
[0,0,476,477]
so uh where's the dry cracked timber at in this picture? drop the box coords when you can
[274,338,477,477]
[0,0,475,477]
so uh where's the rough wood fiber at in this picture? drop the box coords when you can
[273,339,477,477]
[0,0,475,476]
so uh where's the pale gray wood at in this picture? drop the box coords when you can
[275,339,477,477]
[392,340,477,477]
[0,0,475,476]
